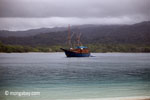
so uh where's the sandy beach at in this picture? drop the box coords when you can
[66,96,150,100]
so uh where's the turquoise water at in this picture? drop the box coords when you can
[0,53,150,100]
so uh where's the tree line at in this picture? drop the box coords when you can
[0,42,150,53]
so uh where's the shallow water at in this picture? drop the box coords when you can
[0,53,150,100]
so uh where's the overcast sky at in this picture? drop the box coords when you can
[0,0,150,31]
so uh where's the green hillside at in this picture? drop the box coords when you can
[0,21,150,52]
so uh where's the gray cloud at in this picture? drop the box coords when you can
[0,0,150,30]
[0,0,149,18]
[0,16,148,31]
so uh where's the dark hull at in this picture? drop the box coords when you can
[61,48,90,57]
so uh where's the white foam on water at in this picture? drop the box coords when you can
[58,96,150,100]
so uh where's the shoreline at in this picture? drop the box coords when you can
[60,96,150,100]
[0,52,150,53]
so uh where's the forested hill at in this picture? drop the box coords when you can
[0,27,67,37]
[0,21,150,46]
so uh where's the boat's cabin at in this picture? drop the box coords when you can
[70,46,89,53]
[76,46,87,49]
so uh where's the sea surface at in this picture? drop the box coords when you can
[0,53,150,100]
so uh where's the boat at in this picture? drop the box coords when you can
[60,25,90,57]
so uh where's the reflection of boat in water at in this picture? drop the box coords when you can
[60,25,90,57]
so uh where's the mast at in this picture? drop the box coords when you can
[77,32,82,46]
[76,27,82,46]
[68,24,71,47]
